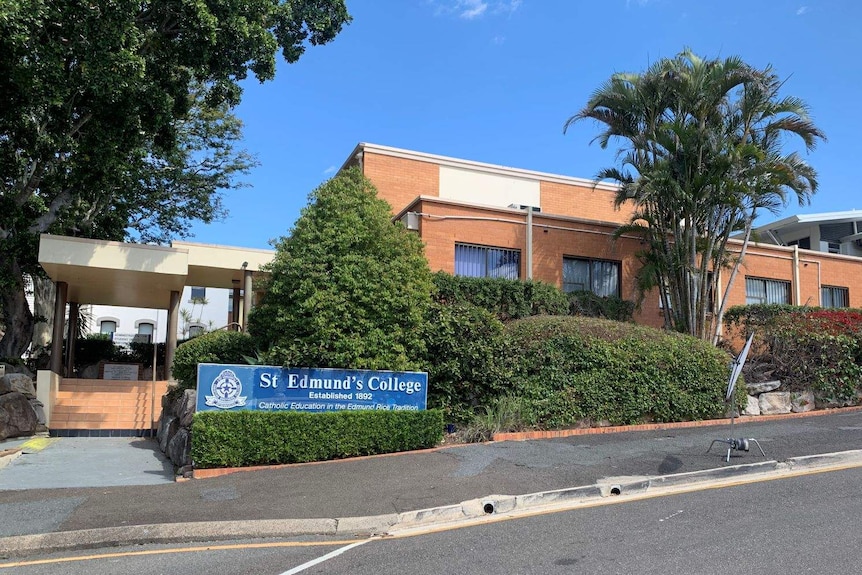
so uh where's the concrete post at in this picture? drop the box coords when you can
[65,301,79,377]
[242,269,253,330]
[165,290,180,381]
[232,284,241,330]
[50,282,68,375]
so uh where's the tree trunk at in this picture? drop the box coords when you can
[0,258,35,360]
[30,276,56,367]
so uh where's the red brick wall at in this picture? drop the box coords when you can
[412,198,666,328]
[363,152,439,213]
[360,148,862,334]
[540,181,633,224]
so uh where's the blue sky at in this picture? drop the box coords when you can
[189,0,861,250]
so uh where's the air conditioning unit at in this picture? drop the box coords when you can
[402,212,420,231]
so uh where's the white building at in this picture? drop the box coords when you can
[86,285,233,345]
[751,210,862,257]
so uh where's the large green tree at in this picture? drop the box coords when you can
[248,167,433,371]
[0,0,351,358]
[566,49,824,342]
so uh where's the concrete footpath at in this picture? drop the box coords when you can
[1,408,862,556]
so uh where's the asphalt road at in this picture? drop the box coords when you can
[5,466,859,574]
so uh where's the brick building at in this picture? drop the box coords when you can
[343,143,861,332]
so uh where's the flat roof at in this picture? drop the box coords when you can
[38,235,274,308]
[341,142,622,192]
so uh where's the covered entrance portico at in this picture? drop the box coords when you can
[35,234,273,436]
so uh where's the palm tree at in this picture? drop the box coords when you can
[566,49,824,341]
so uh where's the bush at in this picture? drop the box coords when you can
[503,316,737,428]
[724,305,862,401]
[420,302,510,423]
[191,409,444,468]
[172,330,256,390]
[431,273,569,320]
[430,273,635,323]
[73,335,118,370]
[249,167,432,371]
[569,291,635,322]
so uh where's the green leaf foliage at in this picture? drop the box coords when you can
[504,316,736,428]
[0,0,351,357]
[172,330,256,390]
[567,49,824,341]
[420,302,511,423]
[191,409,444,468]
[431,273,634,322]
[248,168,433,371]
[724,304,862,401]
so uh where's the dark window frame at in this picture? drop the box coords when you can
[454,243,521,280]
[821,285,849,308]
[562,256,621,298]
[745,277,791,305]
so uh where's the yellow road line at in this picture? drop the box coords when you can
[18,437,58,453]
[3,460,861,569]
[386,460,862,539]
[0,539,367,569]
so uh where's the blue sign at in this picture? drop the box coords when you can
[195,364,428,413]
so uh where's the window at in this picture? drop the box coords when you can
[133,322,154,343]
[822,286,849,308]
[190,287,206,301]
[455,244,520,279]
[563,257,620,297]
[745,277,791,305]
[100,320,117,336]
[787,237,811,250]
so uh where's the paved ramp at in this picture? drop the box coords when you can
[0,437,174,490]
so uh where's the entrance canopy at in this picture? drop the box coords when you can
[37,234,275,377]
[39,235,274,309]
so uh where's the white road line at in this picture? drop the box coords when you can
[279,539,372,574]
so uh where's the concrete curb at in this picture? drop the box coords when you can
[3,449,862,558]
[492,405,862,442]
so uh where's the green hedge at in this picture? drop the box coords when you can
[172,330,257,391]
[431,273,634,322]
[192,409,444,468]
[503,316,739,428]
[725,304,862,401]
[431,273,569,320]
[420,302,510,423]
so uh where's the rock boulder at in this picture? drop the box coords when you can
[742,395,761,416]
[167,427,192,467]
[158,415,179,453]
[759,391,792,415]
[176,389,197,428]
[0,392,38,440]
[0,374,37,398]
[746,380,781,395]
[791,391,816,413]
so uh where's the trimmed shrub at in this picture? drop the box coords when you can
[73,335,117,370]
[431,273,569,320]
[191,409,444,468]
[172,330,256,390]
[420,302,511,423]
[569,291,635,322]
[504,316,737,428]
[249,167,432,371]
[726,305,862,401]
[431,273,634,322]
